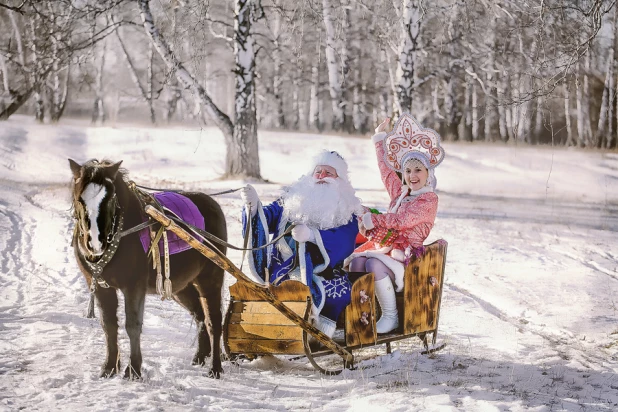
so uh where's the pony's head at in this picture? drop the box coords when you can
[69,158,123,259]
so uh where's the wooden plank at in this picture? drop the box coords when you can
[227,324,303,340]
[345,273,377,347]
[227,338,305,355]
[403,240,447,335]
[230,279,311,302]
[229,301,307,315]
[229,311,300,326]
[145,206,353,364]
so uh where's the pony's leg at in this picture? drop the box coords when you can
[96,286,121,378]
[174,285,211,364]
[193,271,224,379]
[122,286,146,379]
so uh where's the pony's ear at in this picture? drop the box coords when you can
[107,160,123,180]
[68,159,81,178]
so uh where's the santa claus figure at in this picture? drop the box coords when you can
[240,150,362,338]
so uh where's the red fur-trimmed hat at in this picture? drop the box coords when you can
[383,113,445,172]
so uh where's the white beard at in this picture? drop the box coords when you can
[282,174,363,230]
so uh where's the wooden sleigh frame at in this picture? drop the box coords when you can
[145,206,447,375]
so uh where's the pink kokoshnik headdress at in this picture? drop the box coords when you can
[383,113,445,174]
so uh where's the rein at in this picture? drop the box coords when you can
[133,183,243,197]
[73,179,292,298]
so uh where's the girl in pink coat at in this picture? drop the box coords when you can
[345,114,445,334]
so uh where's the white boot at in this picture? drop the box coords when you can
[375,277,399,334]
[315,315,337,338]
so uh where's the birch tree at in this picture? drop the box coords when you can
[321,0,345,130]
[395,0,422,115]
[137,0,261,178]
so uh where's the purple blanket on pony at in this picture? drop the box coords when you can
[139,192,205,255]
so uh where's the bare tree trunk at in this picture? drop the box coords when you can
[533,96,543,144]
[0,54,9,116]
[164,2,182,123]
[29,12,44,123]
[230,0,261,177]
[91,37,106,125]
[147,41,156,124]
[503,73,516,142]
[484,15,498,142]
[497,71,508,142]
[596,46,613,146]
[395,0,421,115]
[564,80,574,146]
[309,54,321,132]
[463,75,473,141]
[431,80,441,131]
[321,0,345,130]
[115,28,156,123]
[472,83,478,140]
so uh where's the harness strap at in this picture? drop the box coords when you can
[133,183,242,197]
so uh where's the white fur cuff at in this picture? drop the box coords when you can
[371,132,387,144]
[362,213,375,230]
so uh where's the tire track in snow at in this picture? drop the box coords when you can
[444,282,611,368]
[0,200,26,310]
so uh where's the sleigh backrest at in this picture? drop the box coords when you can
[402,239,448,335]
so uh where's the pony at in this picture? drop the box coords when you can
[69,158,227,379]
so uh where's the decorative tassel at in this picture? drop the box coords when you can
[162,231,172,300]
[152,230,163,297]
[86,292,96,319]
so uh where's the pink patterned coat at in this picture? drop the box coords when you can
[346,134,438,290]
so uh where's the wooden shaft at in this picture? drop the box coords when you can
[145,206,354,364]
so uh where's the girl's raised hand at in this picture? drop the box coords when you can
[375,117,391,133]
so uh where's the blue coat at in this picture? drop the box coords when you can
[242,198,358,321]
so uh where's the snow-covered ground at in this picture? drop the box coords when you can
[1,115,617,411]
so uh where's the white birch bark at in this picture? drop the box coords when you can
[472,83,478,140]
[564,81,573,146]
[534,96,543,144]
[29,12,44,123]
[484,15,498,142]
[309,58,321,131]
[321,0,345,130]
[231,0,261,177]
[395,0,421,115]
[91,37,106,126]
[464,75,473,141]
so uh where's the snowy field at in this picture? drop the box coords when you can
[1,115,618,411]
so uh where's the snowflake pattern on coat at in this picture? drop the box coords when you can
[323,276,351,299]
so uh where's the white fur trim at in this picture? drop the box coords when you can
[372,132,387,144]
[245,201,267,285]
[292,224,313,243]
[390,248,405,262]
[362,213,375,230]
[310,150,349,179]
[311,229,330,274]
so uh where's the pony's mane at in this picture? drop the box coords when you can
[70,158,128,204]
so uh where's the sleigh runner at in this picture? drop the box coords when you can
[145,206,447,375]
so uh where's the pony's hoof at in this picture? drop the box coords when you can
[192,355,207,366]
[100,362,120,378]
[123,366,142,381]
[207,368,222,379]
[99,368,117,379]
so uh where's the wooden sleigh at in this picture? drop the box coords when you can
[145,206,447,375]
